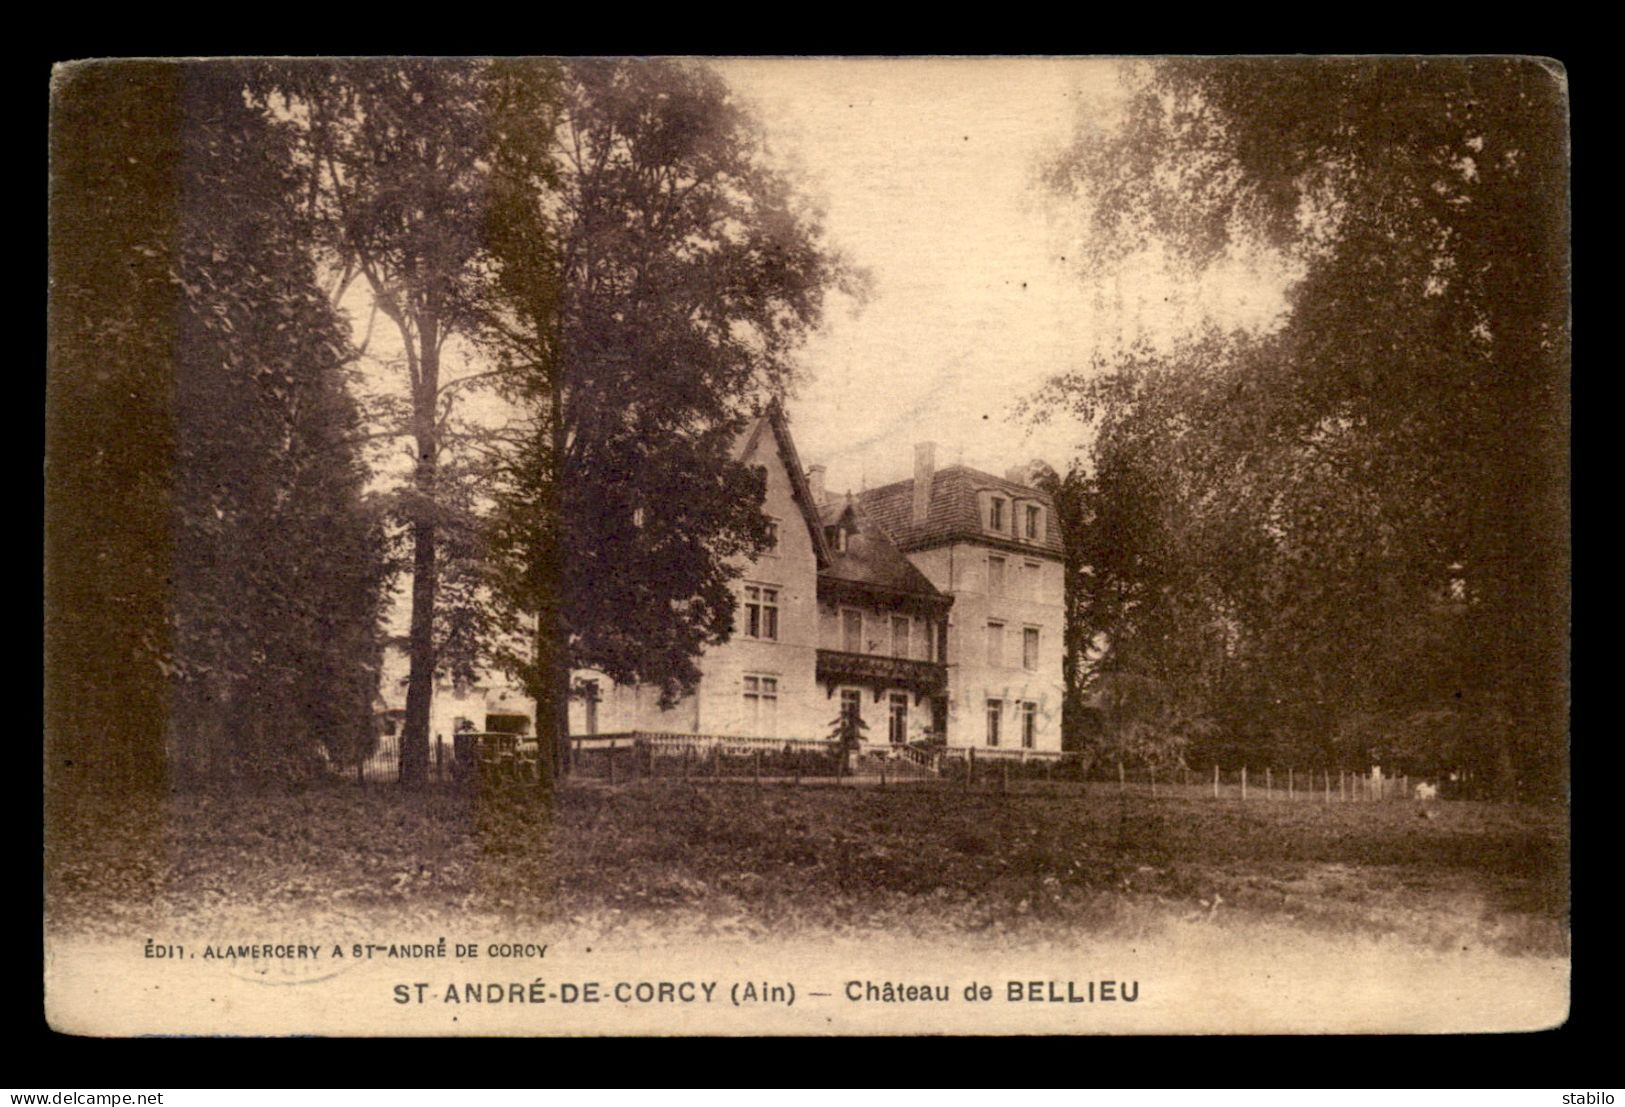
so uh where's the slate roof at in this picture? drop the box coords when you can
[817,498,950,607]
[857,465,1066,559]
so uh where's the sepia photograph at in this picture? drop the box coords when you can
[43,55,1570,1037]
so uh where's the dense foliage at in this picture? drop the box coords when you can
[49,59,849,793]
[48,63,386,792]
[479,60,852,778]
[1035,58,1568,795]
[258,60,509,787]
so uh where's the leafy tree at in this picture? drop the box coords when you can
[480,59,853,783]
[1029,461,1100,751]
[48,61,181,792]
[47,62,387,791]
[260,60,510,787]
[1037,58,1568,793]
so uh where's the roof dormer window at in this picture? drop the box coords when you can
[989,496,1005,532]
[1024,503,1043,542]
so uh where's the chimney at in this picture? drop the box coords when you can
[912,442,936,524]
[1003,463,1031,487]
[806,464,826,505]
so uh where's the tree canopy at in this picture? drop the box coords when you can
[1035,58,1568,794]
[48,62,386,791]
[50,58,853,793]
[256,59,522,786]
[480,59,853,776]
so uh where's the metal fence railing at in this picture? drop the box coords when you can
[332,730,1454,801]
[334,731,518,785]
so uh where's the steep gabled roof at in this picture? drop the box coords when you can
[817,497,949,607]
[858,465,1066,559]
[735,403,831,569]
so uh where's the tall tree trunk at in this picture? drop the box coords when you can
[401,515,437,788]
[533,366,570,790]
[400,316,441,789]
[531,617,570,790]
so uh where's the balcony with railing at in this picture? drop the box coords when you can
[815,648,948,698]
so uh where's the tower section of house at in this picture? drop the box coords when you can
[859,445,1068,753]
[811,491,954,749]
[570,406,832,740]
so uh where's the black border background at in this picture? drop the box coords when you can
[21,43,1601,1083]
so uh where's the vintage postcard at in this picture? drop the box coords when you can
[44,55,1570,1036]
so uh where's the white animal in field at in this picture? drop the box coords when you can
[1414,780,1438,801]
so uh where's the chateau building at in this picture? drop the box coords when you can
[570,407,1067,753]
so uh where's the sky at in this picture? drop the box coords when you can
[713,58,1112,493]
[712,57,1294,495]
[351,58,1297,497]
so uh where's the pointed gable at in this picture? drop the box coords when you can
[734,403,831,569]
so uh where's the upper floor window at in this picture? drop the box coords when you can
[1023,561,1042,600]
[986,620,1005,667]
[989,496,1006,532]
[891,615,911,659]
[987,555,1006,596]
[1023,627,1040,671]
[743,584,779,641]
[842,608,864,653]
[1024,504,1042,541]
[763,517,780,553]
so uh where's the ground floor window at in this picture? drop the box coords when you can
[581,680,600,735]
[839,688,863,726]
[888,692,909,744]
[744,675,779,736]
[486,712,531,736]
[986,699,1002,747]
[1020,701,1037,749]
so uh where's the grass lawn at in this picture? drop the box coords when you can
[46,779,1568,957]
